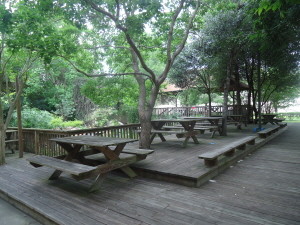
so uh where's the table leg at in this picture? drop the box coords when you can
[94,145,137,179]
[89,173,108,192]
[151,121,167,143]
[157,133,166,142]
[180,121,199,146]
[183,137,190,148]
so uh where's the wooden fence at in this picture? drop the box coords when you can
[12,124,140,157]
[153,105,253,121]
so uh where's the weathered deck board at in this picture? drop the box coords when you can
[0,123,299,224]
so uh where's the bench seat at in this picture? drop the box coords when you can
[198,136,256,167]
[27,155,97,178]
[279,122,287,127]
[5,139,19,143]
[121,147,154,156]
[257,126,280,138]
[85,148,153,163]
[136,129,197,138]
[5,139,19,153]
[161,125,218,137]
[27,152,148,181]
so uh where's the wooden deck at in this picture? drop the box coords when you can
[0,123,299,224]
[121,124,287,187]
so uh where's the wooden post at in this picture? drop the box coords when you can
[16,77,24,158]
[34,131,39,154]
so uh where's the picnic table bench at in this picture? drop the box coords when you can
[257,126,280,138]
[27,135,153,192]
[163,125,218,138]
[260,114,286,125]
[136,128,199,147]
[5,130,19,154]
[227,115,247,129]
[137,119,204,147]
[183,117,223,136]
[198,136,256,167]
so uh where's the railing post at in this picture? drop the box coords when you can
[34,131,39,154]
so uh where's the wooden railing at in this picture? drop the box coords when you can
[153,105,253,121]
[11,124,140,157]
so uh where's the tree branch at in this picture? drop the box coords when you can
[83,0,157,81]
[58,54,151,78]
[158,0,200,84]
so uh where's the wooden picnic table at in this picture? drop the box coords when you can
[261,114,278,125]
[183,117,223,134]
[27,135,153,192]
[150,119,201,147]
[227,115,244,129]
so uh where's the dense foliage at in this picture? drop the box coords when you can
[0,0,299,160]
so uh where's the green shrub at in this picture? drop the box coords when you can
[10,107,56,129]
[50,117,84,129]
[10,107,85,129]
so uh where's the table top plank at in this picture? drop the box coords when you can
[50,135,138,147]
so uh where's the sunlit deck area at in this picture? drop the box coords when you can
[1,123,299,224]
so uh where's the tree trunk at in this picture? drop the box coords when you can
[139,114,152,149]
[234,64,242,114]
[0,100,5,165]
[208,90,212,117]
[222,76,230,136]
[257,52,262,130]
[16,77,24,158]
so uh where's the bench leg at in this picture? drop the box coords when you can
[237,144,246,150]
[248,140,255,145]
[224,149,235,157]
[49,170,63,180]
[204,158,217,167]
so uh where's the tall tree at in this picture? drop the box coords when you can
[169,44,219,116]
[54,0,201,148]
[0,0,81,164]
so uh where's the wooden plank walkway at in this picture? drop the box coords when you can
[0,123,299,224]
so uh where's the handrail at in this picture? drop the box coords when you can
[10,124,141,157]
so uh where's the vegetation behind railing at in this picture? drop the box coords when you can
[12,124,141,157]
[277,112,300,121]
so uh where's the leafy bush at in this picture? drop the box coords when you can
[10,107,56,129]
[50,117,84,129]
[10,107,84,129]
[118,106,140,124]
[84,108,121,127]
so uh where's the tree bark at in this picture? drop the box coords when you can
[0,100,5,165]
[208,90,212,117]
[16,77,24,158]
[222,76,230,136]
